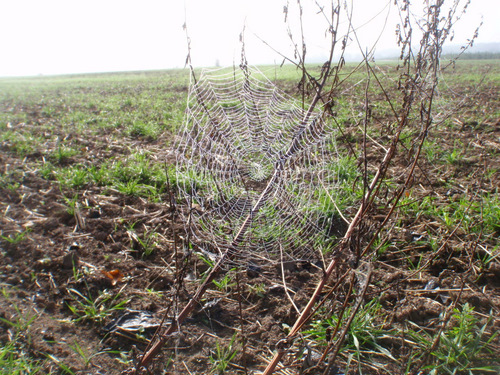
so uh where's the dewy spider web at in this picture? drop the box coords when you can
[175,66,341,268]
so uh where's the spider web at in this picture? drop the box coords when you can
[175,66,342,268]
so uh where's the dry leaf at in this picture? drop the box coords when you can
[102,269,124,285]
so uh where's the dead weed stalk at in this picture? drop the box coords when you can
[123,1,481,374]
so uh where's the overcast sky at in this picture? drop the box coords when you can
[0,0,498,77]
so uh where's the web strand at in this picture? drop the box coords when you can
[176,66,341,269]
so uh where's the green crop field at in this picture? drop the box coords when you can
[0,59,499,374]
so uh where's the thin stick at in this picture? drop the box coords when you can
[324,265,372,374]
[126,163,285,373]
[262,105,409,374]
[280,243,300,315]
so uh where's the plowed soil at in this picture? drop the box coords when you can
[1,63,499,374]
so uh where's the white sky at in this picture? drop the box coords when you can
[0,0,498,77]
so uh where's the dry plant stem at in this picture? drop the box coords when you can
[319,273,356,363]
[324,265,373,374]
[131,210,257,372]
[235,272,249,375]
[129,162,289,373]
[263,33,426,369]
[280,244,300,314]
[128,250,229,374]
[262,140,400,374]
[361,88,435,258]
[262,259,339,374]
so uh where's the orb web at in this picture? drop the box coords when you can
[175,66,341,268]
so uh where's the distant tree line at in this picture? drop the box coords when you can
[443,52,500,60]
